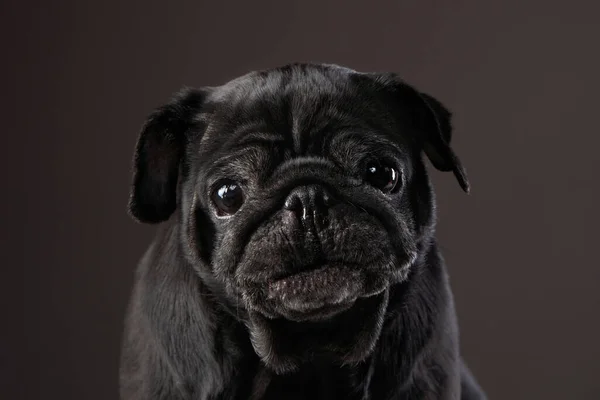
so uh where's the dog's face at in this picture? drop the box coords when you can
[128,64,468,373]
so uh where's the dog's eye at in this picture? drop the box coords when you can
[365,163,400,193]
[211,180,244,216]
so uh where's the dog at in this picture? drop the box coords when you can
[119,63,487,400]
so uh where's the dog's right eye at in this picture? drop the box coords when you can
[211,180,244,216]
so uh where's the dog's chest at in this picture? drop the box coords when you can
[248,366,362,400]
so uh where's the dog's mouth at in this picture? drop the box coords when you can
[266,266,363,320]
[240,263,391,322]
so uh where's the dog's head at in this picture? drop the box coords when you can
[128,63,468,373]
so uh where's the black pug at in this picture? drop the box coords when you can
[120,63,487,400]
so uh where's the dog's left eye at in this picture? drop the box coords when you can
[365,163,400,193]
[211,180,244,216]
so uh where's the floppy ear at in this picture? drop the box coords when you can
[412,90,470,193]
[128,87,208,223]
[372,73,470,193]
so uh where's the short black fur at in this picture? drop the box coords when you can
[120,63,486,400]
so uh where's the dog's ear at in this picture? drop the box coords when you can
[371,74,470,193]
[128,87,208,224]
[412,90,470,193]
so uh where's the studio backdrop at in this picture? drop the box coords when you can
[3,1,599,399]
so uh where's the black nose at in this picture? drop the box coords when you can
[284,184,336,222]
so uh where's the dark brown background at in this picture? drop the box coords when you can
[3,0,599,399]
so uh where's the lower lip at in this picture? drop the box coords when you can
[265,265,363,312]
[280,300,356,322]
[267,265,361,297]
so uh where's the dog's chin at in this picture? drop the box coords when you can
[247,289,390,374]
[239,265,392,374]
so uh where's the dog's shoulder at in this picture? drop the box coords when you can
[120,221,237,399]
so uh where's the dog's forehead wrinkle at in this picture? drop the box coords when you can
[198,66,417,179]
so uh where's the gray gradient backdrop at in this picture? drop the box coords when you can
[3,1,599,399]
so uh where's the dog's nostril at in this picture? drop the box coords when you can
[284,194,303,213]
[284,192,310,222]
